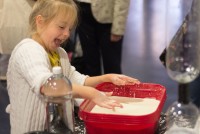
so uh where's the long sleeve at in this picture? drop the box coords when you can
[7,39,52,134]
[91,0,130,35]
[58,47,88,85]
[112,0,130,35]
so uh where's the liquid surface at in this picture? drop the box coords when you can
[167,127,197,134]
[168,69,199,83]
[91,96,160,115]
[43,95,72,103]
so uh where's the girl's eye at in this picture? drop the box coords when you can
[59,26,65,29]
[69,28,72,32]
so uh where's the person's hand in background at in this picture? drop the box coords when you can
[111,34,122,42]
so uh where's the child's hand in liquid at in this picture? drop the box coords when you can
[91,74,140,109]
[92,91,122,109]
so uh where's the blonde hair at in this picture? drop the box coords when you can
[29,0,78,36]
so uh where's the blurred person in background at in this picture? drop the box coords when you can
[75,0,130,76]
[0,0,35,80]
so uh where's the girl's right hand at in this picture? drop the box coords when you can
[91,91,123,109]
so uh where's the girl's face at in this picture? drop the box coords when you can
[36,14,73,52]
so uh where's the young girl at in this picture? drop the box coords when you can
[6,0,140,133]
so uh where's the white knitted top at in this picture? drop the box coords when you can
[6,38,87,134]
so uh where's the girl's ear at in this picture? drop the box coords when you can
[35,15,44,29]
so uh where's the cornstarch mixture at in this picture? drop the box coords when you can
[91,96,160,115]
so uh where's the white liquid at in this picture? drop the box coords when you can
[167,127,197,134]
[91,96,160,115]
[168,69,199,83]
[44,95,72,103]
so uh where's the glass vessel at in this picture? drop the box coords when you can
[165,0,200,133]
[43,66,74,134]
[166,84,199,134]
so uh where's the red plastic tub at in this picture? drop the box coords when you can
[79,82,166,134]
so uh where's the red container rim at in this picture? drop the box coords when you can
[79,82,167,125]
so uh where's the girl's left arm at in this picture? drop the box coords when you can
[84,74,140,87]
